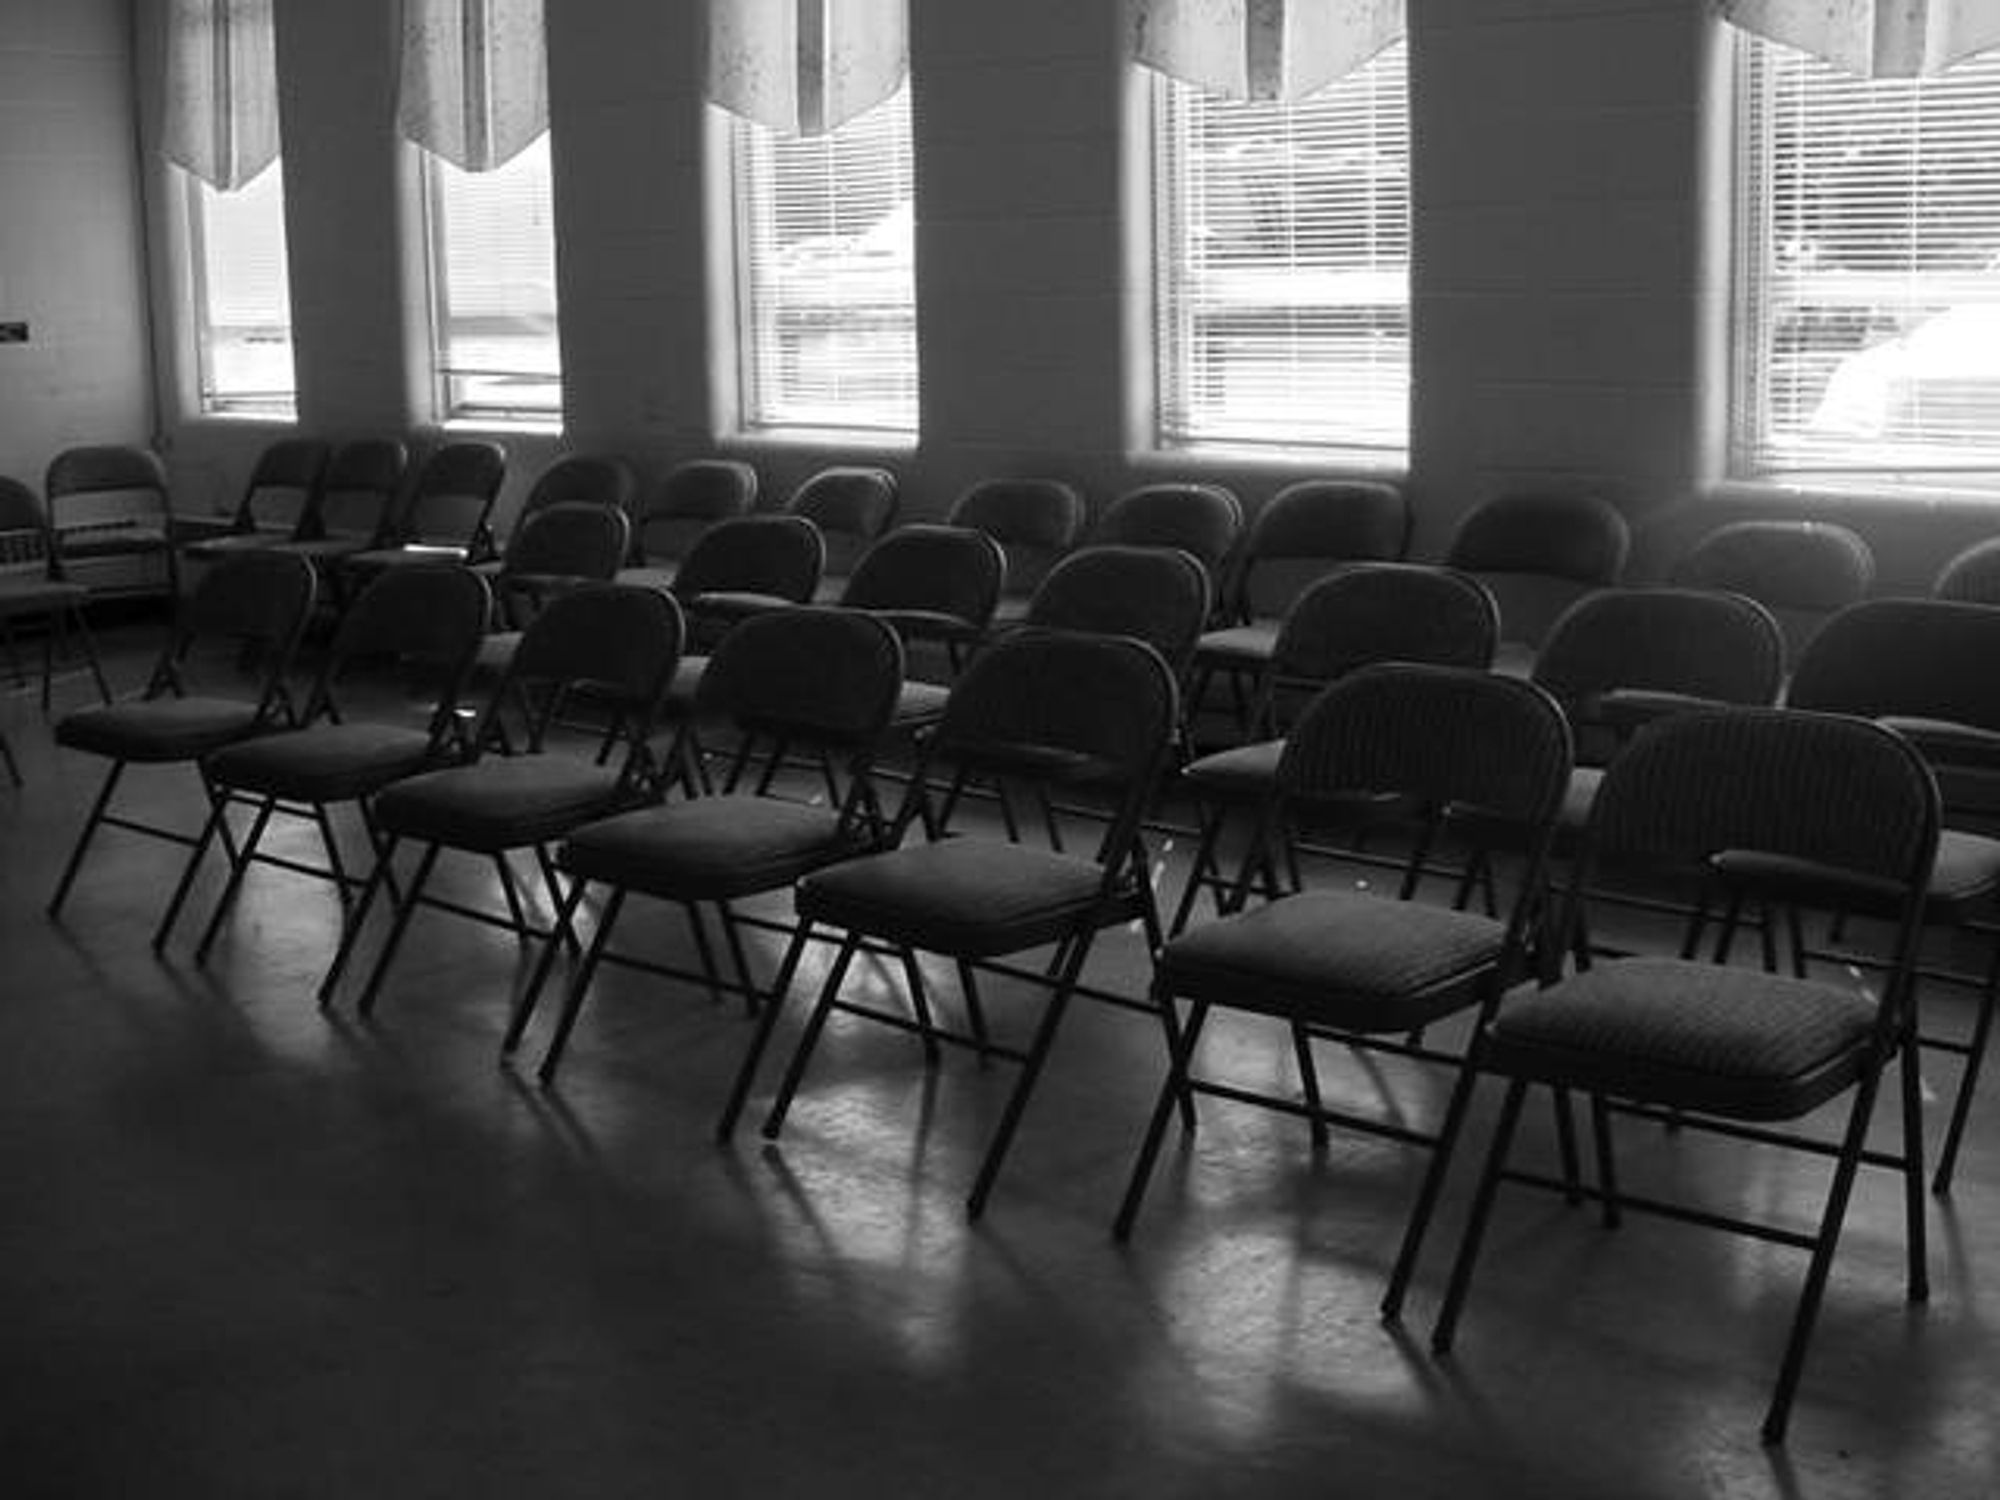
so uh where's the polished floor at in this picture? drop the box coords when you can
[3,639,1997,1499]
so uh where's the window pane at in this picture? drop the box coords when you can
[1155,46,1410,453]
[733,83,918,434]
[1737,40,2000,474]
[430,133,562,421]
[193,161,296,417]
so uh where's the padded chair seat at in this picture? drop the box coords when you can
[1194,621,1280,668]
[1881,714,2000,771]
[1484,956,1878,1121]
[1491,640,1536,680]
[990,595,1032,629]
[1160,890,1508,1029]
[564,797,856,901]
[59,525,172,557]
[1557,765,1603,833]
[374,756,629,852]
[797,838,1118,957]
[869,608,983,644]
[890,679,952,729]
[345,546,468,573]
[474,631,522,677]
[206,723,439,803]
[690,590,792,624]
[1182,738,1283,796]
[273,538,371,563]
[55,697,265,762]
[614,564,678,593]
[0,576,89,615]
[183,530,291,560]
[1930,828,2000,909]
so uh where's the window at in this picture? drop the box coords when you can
[1736,39,2000,476]
[1153,43,1410,453]
[425,132,562,423]
[190,160,296,417]
[731,81,918,435]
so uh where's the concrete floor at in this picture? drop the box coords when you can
[2,640,1997,1498]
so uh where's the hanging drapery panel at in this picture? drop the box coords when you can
[707,0,910,138]
[1131,0,1404,102]
[398,0,548,172]
[162,0,280,190]
[1718,1,2000,79]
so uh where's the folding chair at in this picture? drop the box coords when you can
[1444,490,1629,676]
[947,477,1086,631]
[618,458,759,592]
[47,550,317,948]
[785,466,898,600]
[45,443,179,607]
[181,437,332,559]
[0,477,109,741]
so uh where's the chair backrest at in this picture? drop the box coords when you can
[1788,597,2000,734]
[947,477,1086,599]
[232,437,331,536]
[786,466,899,576]
[1022,544,1212,674]
[1533,587,1786,725]
[633,458,759,564]
[516,454,639,525]
[314,563,492,729]
[1668,520,1874,657]
[1444,491,1631,649]
[838,523,1006,631]
[309,438,408,542]
[395,440,507,554]
[0,476,52,580]
[44,444,172,532]
[1279,664,1572,837]
[156,550,317,711]
[1236,479,1409,620]
[1094,482,1244,591]
[496,583,685,757]
[1933,536,2000,604]
[697,606,905,750]
[500,501,632,583]
[672,514,824,603]
[1269,563,1498,687]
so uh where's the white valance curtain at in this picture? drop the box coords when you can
[706,0,909,138]
[398,0,548,172]
[1717,1,2000,78]
[162,0,280,191]
[1130,0,1404,102]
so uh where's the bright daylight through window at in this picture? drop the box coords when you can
[191,161,296,417]
[732,80,917,434]
[1737,37,2000,476]
[427,132,562,422]
[1154,40,1409,453]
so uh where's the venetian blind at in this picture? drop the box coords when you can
[193,161,296,416]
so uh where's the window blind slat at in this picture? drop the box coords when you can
[193,160,297,417]
[733,82,918,434]
[1155,43,1410,453]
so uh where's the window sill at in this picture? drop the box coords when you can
[722,427,918,455]
[1136,441,1408,481]
[1710,474,2000,511]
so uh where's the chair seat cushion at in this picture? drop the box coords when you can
[797,838,1118,957]
[1160,890,1508,1030]
[206,723,439,803]
[564,797,856,900]
[1557,765,1603,833]
[1194,622,1280,669]
[60,525,172,558]
[615,564,678,593]
[1930,828,2000,909]
[274,538,370,563]
[374,755,630,851]
[870,608,982,644]
[184,531,292,559]
[1483,957,1878,1120]
[56,697,266,762]
[474,631,521,677]
[345,546,466,573]
[0,577,88,615]
[1182,739,1284,797]
[690,590,792,623]
[891,679,951,729]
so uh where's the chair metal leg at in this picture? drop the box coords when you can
[1553,1086,1584,1205]
[505,875,593,1057]
[48,760,124,916]
[1382,1052,1482,1321]
[493,852,529,940]
[0,728,18,788]
[1896,1037,1929,1303]
[1291,1021,1330,1149]
[716,901,759,1016]
[71,602,110,705]
[153,773,231,952]
[320,834,398,1003]
[761,931,863,1140]
[1168,808,1224,937]
[356,842,440,1016]
[684,901,726,1007]
[965,939,1092,1219]
[1590,1092,1621,1229]
[194,795,277,963]
[535,885,625,1083]
[1933,957,1998,1195]
[1430,1076,1529,1354]
[956,957,992,1063]
[1113,995,1210,1240]
[717,919,815,1142]
[899,947,942,1067]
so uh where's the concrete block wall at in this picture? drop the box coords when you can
[92,0,2000,587]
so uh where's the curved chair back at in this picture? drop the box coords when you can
[44,444,175,588]
[501,583,685,741]
[633,458,759,565]
[1789,597,2000,735]
[672,514,824,603]
[1444,491,1630,655]
[786,466,898,578]
[1533,587,1786,762]
[839,524,1006,633]
[1279,664,1572,836]
[698,606,905,749]
[948,477,1086,601]
[395,440,507,556]
[313,563,492,726]
[229,438,331,538]
[1236,479,1409,620]
[1668,520,1873,657]
[312,438,409,542]
[1271,563,1497,686]
[0,476,51,573]
[1933,536,2000,604]
[45,444,171,512]
[180,548,316,645]
[515,454,639,528]
[1022,544,1212,674]
[500,501,632,583]
[1095,482,1243,592]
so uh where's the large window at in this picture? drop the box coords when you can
[732,81,918,435]
[190,161,296,417]
[1153,43,1410,453]
[1736,39,2000,477]
[425,132,562,423]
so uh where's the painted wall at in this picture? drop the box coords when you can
[0,0,153,490]
[127,0,2000,589]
